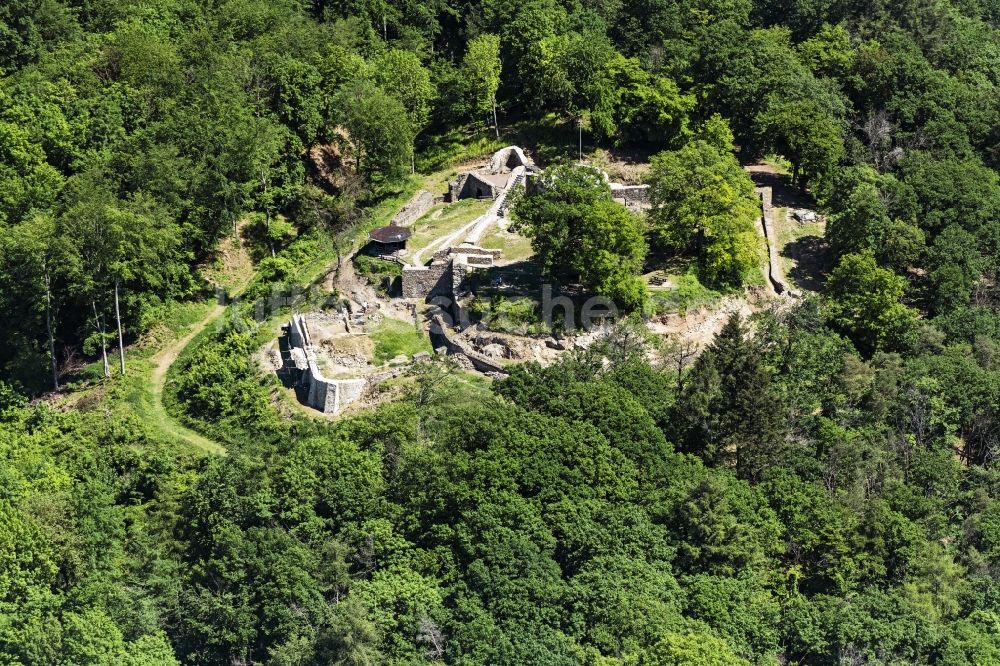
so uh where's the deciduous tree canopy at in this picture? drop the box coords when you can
[2,1,1000,664]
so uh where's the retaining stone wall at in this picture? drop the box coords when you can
[610,183,651,207]
[755,187,797,297]
[289,314,310,350]
[289,314,369,415]
[392,190,440,226]
[404,247,501,300]
[402,263,452,299]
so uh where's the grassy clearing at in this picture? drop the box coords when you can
[480,223,534,263]
[648,271,724,315]
[370,318,433,364]
[416,127,507,173]
[123,362,227,456]
[405,198,492,258]
[375,359,495,408]
[126,302,228,456]
[357,182,423,237]
[761,155,793,175]
[584,147,653,185]
[134,300,219,356]
[468,294,547,334]
[70,298,218,385]
[774,207,826,276]
[202,221,257,296]
[487,296,544,333]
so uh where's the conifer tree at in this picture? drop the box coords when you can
[675,314,787,481]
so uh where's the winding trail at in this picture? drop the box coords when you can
[148,303,227,455]
[142,154,524,447]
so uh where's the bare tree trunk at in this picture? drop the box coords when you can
[114,278,125,375]
[492,95,499,139]
[261,167,276,258]
[92,299,110,378]
[44,268,58,391]
[268,211,276,258]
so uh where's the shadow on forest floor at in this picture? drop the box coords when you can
[781,234,831,293]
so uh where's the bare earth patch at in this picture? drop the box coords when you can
[201,218,255,295]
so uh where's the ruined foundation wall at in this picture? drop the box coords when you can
[391,190,440,226]
[755,187,796,297]
[401,263,452,299]
[430,315,506,374]
[610,184,651,207]
[448,174,469,202]
[289,314,368,415]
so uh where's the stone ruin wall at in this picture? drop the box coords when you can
[449,146,532,202]
[449,173,504,202]
[447,175,466,202]
[402,263,452,299]
[401,247,502,301]
[488,146,530,173]
[441,246,501,261]
[755,187,797,297]
[610,183,651,208]
[430,314,506,374]
[525,173,651,209]
[391,190,441,227]
[289,314,367,415]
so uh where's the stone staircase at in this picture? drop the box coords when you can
[497,171,525,216]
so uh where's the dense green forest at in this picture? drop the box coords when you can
[3,0,1000,664]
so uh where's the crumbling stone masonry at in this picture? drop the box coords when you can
[525,171,651,210]
[287,315,367,415]
[449,145,536,202]
[488,146,530,173]
[756,187,798,298]
[391,190,441,226]
[401,262,452,299]
[401,246,501,300]
[610,183,651,209]
[449,172,506,201]
[430,314,506,374]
